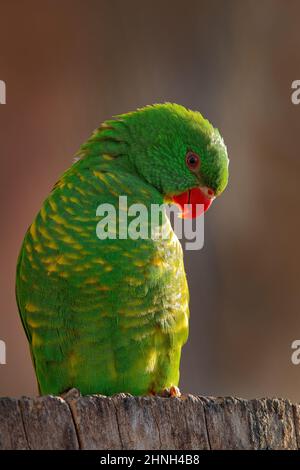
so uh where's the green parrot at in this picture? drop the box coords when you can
[16,103,229,397]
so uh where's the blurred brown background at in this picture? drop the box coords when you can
[1,0,300,400]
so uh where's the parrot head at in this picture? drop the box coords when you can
[118,103,229,218]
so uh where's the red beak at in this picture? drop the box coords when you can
[172,187,214,218]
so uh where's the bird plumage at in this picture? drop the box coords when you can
[16,103,228,396]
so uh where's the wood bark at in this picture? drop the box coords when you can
[0,393,298,450]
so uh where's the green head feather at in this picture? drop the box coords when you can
[79,103,229,197]
[117,103,229,196]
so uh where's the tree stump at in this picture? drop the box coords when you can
[0,393,299,450]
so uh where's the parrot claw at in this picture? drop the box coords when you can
[154,386,182,398]
[60,387,81,401]
[167,385,182,398]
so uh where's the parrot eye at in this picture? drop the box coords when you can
[186,151,200,171]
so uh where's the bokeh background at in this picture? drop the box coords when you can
[1,0,300,400]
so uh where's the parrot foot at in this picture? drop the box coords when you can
[152,385,181,398]
[60,387,81,401]
[164,385,181,398]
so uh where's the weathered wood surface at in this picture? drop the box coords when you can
[0,393,299,450]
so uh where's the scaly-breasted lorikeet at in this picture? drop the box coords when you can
[16,103,229,396]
